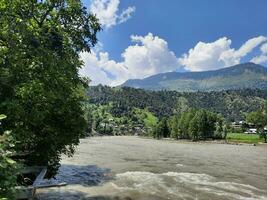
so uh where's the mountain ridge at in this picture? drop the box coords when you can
[121,63,267,91]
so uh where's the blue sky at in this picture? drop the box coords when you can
[80,0,267,85]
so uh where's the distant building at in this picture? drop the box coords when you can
[245,128,257,134]
[231,121,243,129]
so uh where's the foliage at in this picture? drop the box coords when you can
[84,103,157,136]
[0,115,20,199]
[246,102,267,142]
[246,110,266,129]
[152,117,170,139]
[169,109,223,141]
[133,108,158,128]
[88,85,267,121]
[150,109,222,141]
[173,97,189,116]
[0,0,101,176]
[88,86,267,142]
[170,115,180,139]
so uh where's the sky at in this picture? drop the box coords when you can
[79,0,267,86]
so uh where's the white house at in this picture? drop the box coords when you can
[245,128,257,134]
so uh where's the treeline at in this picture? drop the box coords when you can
[152,109,226,141]
[88,85,267,121]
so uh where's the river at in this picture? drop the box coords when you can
[37,136,267,200]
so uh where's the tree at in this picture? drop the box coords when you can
[189,114,199,141]
[215,120,223,139]
[162,117,171,138]
[246,110,267,143]
[197,110,208,139]
[223,124,228,142]
[0,0,101,176]
[170,115,179,139]
[152,117,170,139]
[178,109,196,139]
[206,112,220,139]
[176,109,220,141]
[174,97,189,116]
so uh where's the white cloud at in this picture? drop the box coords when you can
[251,55,267,64]
[179,37,231,71]
[250,43,267,64]
[79,33,182,85]
[261,43,267,54]
[80,34,267,86]
[180,36,267,71]
[90,0,135,28]
[79,51,113,85]
[118,6,136,24]
[220,36,267,66]
[122,33,181,79]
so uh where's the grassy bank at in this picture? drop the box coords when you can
[227,133,263,144]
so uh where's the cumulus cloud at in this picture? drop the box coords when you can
[261,43,267,54]
[80,34,267,86]
[220,36,267,66]
[90,0,135,28]
[251,43,267,64]
[122,33,181,79]
[180,36,267,71]
[179,37,231,71]
[79,33,182,85]
[79,51,113,85]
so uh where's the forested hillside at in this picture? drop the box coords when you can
[88,85,267,121]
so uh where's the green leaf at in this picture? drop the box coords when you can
[5,158,16,165]
[0,114,7,120]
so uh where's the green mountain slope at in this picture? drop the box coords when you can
[88,86,267,121]
[121,63,267,91]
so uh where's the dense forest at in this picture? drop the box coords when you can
[88,85,267,121]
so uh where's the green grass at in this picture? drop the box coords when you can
[227,133,263,143]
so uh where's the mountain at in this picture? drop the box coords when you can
[121,63,267,91]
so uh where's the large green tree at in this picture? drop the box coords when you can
[0,0,101,175]
[177,109,196,139]
[169,109,222,141]
[246,108,267,143]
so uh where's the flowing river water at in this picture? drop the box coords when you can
[37,136,267,200]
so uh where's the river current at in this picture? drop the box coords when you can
[37,136,267,200]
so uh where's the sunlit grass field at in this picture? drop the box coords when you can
[227,133,263,143]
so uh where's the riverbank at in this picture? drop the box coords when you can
[139,135,266,146]
[226,133,264,144]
